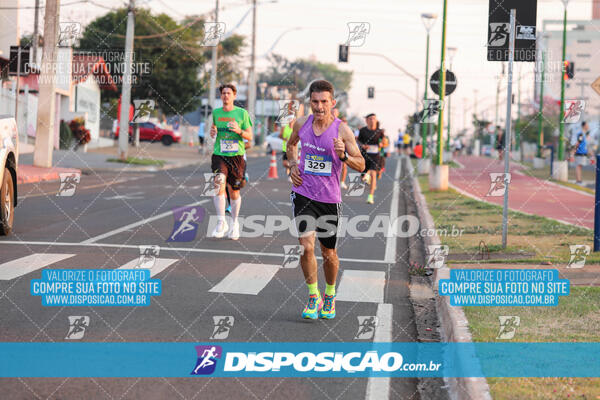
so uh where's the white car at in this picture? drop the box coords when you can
[265,132,300,155]
[0,116,18,235]
[265,132,283,154]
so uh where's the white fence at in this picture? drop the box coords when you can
[0,82,38,142]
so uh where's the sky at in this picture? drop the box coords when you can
[17,0,599,140]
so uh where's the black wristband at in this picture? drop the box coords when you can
[339,152,348,162]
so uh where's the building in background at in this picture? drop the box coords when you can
[543,0,600,131]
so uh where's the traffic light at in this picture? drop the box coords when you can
[564,61,575,80]
[367,86,375,99]
[338,44,349,63]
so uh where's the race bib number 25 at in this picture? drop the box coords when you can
[304,154,332,176]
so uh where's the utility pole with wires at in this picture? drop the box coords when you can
[118,0,135,160]
[32,0,40,64]
[209,0,219,119]
[247,0,258,143]
[33,0,59,168]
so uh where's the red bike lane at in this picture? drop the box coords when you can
[449,156,595,229]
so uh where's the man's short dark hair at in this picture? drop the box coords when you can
[309,80,334,99]
[219,84,237,94]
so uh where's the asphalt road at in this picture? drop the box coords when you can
[0,154,425,400]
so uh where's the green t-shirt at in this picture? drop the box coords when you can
[281,124,293,152]
[212,106,252,156]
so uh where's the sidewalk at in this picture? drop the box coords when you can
[17,141,208,184]
[450,156,595,230]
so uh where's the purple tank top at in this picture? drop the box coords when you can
[292,115,342,204]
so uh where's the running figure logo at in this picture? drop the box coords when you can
[202,173,223,197]
[58,22,81,47]
[346,173,366,197]
[132,99,155,123]
[486,173,511,197]
[562,100,586,124]
[167,206,205,242]
[354,316,379,340]
[65,316,90,340]
[427,245,449,269]
[57,172,81,197]
[345,22,371,47]
[282,245,304,268]
[567,245,590,269]
[420,100,444,123]
[191,345,222,375]
[210,316,234,340]
[496,316,520,340]
[202,22,226,47]
[137,245,160,269]
[276,100,300,125]
[488,23,509,47]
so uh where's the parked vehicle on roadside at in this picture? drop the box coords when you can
[0,116,18,235]
[115,122,181,146]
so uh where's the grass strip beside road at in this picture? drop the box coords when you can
[463,287,600,400]
[417,176,600,399]
[106,157,166,166]
[417,176,599,265]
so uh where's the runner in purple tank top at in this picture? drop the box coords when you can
[286,80,365,320]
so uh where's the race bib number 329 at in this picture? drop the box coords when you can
[304,154,332,176]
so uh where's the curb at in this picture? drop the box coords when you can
[17,166,82,185]
[411,169,493,400]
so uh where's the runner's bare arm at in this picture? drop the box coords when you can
[336,122,365,172]
[240,126,253,142]
[287,116,309,186]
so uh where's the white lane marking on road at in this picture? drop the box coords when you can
[384,159,401,263]
[336,270,386,303]
[104,192,145,201]
[0,241,390,264]
[209,263,281,295]
[277,201,292,206]
[0,253,75,280]
[365,303,393,400]
[81,199,209,244]
[118,258,179,277]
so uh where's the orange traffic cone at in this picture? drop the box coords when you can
[268,150,279,179]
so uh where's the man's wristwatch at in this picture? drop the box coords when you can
[339,152,348,162]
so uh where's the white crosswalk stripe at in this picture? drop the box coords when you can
[0,254,76,280]
[336,270,386,303]
[117,258,179,277]
[209,263,281,295]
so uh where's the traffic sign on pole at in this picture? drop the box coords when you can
[487,0,537,62]
[430,69,457,96]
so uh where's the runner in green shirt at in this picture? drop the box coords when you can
[209,84,253,240]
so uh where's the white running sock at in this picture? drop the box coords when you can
[230,197,242,222]
[213,195,226,222]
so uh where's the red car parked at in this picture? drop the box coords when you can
[115,122,181,146]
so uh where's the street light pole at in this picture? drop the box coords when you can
[421,13,437,159]
[117,0,135,161]
[436,0,448,166]
[558,0,569,161]
[538,41,546,158]
[446,47,457,153]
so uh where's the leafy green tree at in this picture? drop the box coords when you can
[259,54,353,95]
[78,9,245,115]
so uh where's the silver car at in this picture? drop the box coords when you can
[0,116,18,235]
